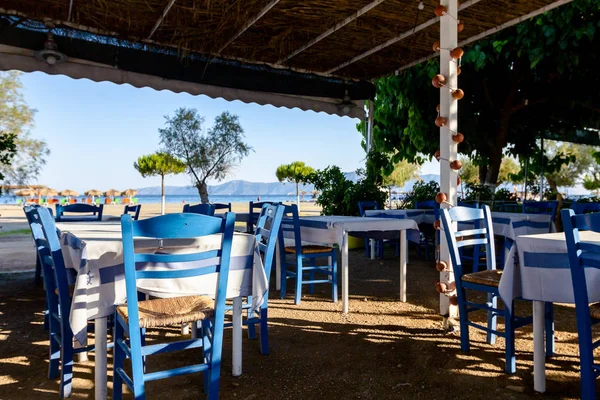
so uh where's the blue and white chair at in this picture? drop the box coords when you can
[25,205,94,398]
[279,204,338,304]
[55,203,103,222]
[414,200,440,260]
[523,200,559,222]
[440,205,553,373]
[225,203,285,354]
[182,203,216,216]
[112,212,236,400]
[562,209,600,399]
[247,201,277,233]
[211,203,232,213]
[571,201,600,214]
[123,204,141,220]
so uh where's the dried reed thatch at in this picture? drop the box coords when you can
[1,0,563,79]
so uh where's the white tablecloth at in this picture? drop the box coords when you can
[364,209,436,225]
[57,222,266,345]
[486,212,555,241]
[499,231,600,311]
[294,215,420,246]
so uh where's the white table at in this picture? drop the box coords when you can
[499,231,600,393]
[280,216,419,313]
[57,221,266,400]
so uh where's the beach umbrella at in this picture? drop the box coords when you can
[60,189,79,197]
[85,189,102,197]
[15,188,37,197]
[38,187,58,197]
[104,188,121,201]
[122,189,138,197]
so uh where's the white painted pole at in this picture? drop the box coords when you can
[232,297,243,377]
[400,230,407,302]
[342,231,349,313]
[367,99,374,153]
[533,301,546,392]
[439,0,459,326]
[95,316,108,400]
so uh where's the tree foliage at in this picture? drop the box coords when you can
[383,160,420,188]
[134,152,185,214]
[159,108,252,203]
[0,71,49,186]
[276,161,315,206]
[360,0,600,185]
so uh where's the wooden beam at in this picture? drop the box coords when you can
[148,0,178,40]
[67,0,74,22]
[278,0,386,64]
[217,0,281,54]
[326,0,482,74]
[394,0,574,73]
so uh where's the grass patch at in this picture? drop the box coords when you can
[0,228,31,237]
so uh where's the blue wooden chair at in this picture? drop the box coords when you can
[279,204,337,304]
[414,200,440,260]
[247,201,277,233]
[123,204,141,220]
[562,209,600,399]
[182,203,216,216]
[523,200,559,221]
[571,202,600,214]
[23,205,54,286]
[440,205,553,373]
[494,201,521,213]
[25,205,94,398]
[113,212,235,400]
[211,203,232,213]
[225,204,285,354]
[55,203,103,222]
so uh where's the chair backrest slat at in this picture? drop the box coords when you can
[523,201,558,221]
[278,204,304,256]
[253,204,285,296]
[358,200,378,217]
[135,249,220,264]
[56,203,103,221]
[414,200,440,219]
[571,202,600,214]
[212,203,232,212]
[123,204,141,220]
[440,205,496,284]
[182,203,216,216]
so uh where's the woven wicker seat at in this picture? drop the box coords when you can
[462,269,502,287]
[590,303,600,320]
[117,295,214,329]
[285,245,334,254]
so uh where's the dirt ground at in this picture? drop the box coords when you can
[0,234,596,400]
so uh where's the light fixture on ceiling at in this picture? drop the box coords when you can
[338,89,353,115]
[35,32,67,65]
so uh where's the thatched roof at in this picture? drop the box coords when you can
[0,0,567,79]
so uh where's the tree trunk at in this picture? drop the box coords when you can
[296,181,300,212]
[196,181,210,204]
[160,174,165,215]
[478,120,509,186]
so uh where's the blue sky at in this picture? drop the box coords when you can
[19,71,437,192]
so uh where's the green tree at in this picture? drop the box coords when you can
[543,142,594,196]
[0,72,49,186]
[159,108,252,203]
[583,150,600,195]
[383,160,420,188]
[134,152,186,215]
[458,157,479,185]
[498,158,520,186]
[276,161,315,209]
[360,0,600,186]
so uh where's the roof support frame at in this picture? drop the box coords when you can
[326,0,481,74]
[278,0,386,64]
[67,0,74,22]
[148,0,178,40]
[217,0,281,54]
[394,0,574,74]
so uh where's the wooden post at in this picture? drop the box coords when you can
[439,0,459,327]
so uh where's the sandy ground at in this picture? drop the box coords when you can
[0,203,596,399]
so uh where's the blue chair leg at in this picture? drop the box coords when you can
[280,262,287,299]
[378,239,384,259]
[207,320,223,400]
[395,241,399,257]
[544,302,555,357]
[294,256,303,305]
[504,302,516,374]
[59,333,74,398]
[332,252,338,303]
[48,322,60,379]
[35,254,42,285]
[259,308,269,355]
[112,319,125,400]
[129,329,147,400]
[458,289,470,353]
[424,235,430,261]
[364,238,369,257]
[247,296,256,339]
[202,319,212,394]
[486,293,497,345]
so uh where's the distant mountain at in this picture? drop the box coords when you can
[137,171,426,196]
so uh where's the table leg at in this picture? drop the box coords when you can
[533,301,546,393]
[342,232,349,314]
[400,230,407,302]
[275,240,281,291]
[370,239,375,260]
[232,297,242,377]
[95,316,108,400]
